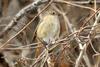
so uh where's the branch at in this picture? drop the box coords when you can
[0,0,53,50]
[68,0,100,4]
[52,4,92,67]
[75,9,100,67]
[0,0,48,38]
[55,0,96,12]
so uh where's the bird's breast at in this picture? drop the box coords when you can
[37,15,60,43]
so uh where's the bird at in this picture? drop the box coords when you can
[36,10,60,67]
[36,10,60,47]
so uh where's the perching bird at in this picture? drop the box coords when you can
[37,10,60,46]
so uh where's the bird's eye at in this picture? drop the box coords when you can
[52,12,55,14]
[51,11,56,15]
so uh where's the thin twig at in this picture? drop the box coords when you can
[51,3,92,67]
[81,8,100,27]
[30,49,48,67]
[75,9,100,67]
[68,0,100,4]
[55,0,96,12]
